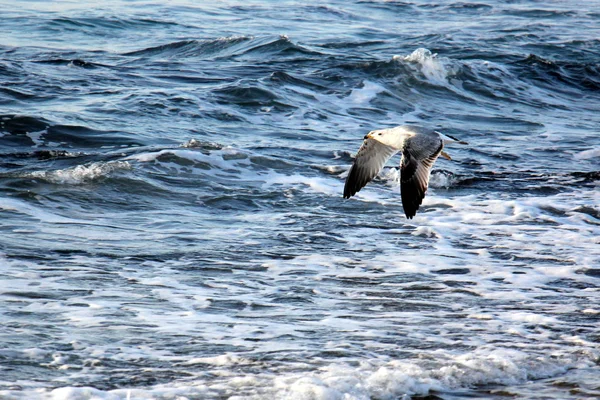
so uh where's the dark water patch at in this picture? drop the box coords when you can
[237,36,322,58]
[43,124,142,148]
[513,54,600,92]
[47,16,182,32]
[502,9,578,19]
[0,118,142,150]
[249,146,344,166]
[571,171,600,184]
[469,148,521,161]
[32,58,105,69]
[433,268,471,275]
[197,109,247,122]
[130,18,182,28]
[317,40,387,50]
[123,40,199,57]
[212,85,296,112]
[547,279,598,290]
[450,170,600,195]
[249,155,297,171]
[0,87,39,102]
[149,73,230,85]
[340,58,410,79]
[446,113,544,130]
[3,289,93,300]
[269,71,330,92]
[124,36,321,62]
[0,115,49,135]
[582,269,600,278]
[346,107,388,118]
[370,91,414,115]
[303,5,360,20]
[213,85,277,104]
[0,59,24,76]
[446,2,494,12]
[48,17,97,29]
[572,206,600,220]
[417,2,493,14]
[356,1,415,12]
[10,150,83,160]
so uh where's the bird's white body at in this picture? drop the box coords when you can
[365,126,416,149]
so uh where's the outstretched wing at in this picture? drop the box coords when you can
[400,136,444,219]
[343,138,397,199]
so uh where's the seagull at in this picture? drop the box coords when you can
[343,125,467,219]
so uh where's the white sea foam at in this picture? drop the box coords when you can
[26,161,131,185]
[10,347,591,400]
[574,147,600,160]
[399,48,457,86]
[2,185,598,399]
[428,171,456,189]
[125,148,249,171]
[26,128,47,147]
[346,80,388,104]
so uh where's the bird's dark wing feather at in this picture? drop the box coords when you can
[400,136,444,219]
[343,138,397,199]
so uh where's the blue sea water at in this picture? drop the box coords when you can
[1,1,599,399]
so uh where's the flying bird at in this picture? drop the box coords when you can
[343,125,467,219]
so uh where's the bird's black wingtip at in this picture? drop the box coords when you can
[343,184,359,199]
[403,204,419,219]
[443,133,469,145]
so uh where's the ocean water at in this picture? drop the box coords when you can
[1,0,599,399]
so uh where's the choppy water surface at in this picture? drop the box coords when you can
[1,1,600,399]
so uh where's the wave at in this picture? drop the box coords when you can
[18,161,131,185]
[32,59,104,69]
[502,9,578,18]
[210,84,298,111]
[11,149,82,160]
[123,36,252,58]
[513,54,600,91]
[445,2,493,11]
[47,16,181,31]
[325,46,598,114]
[0,115,142,149]
[269,70,330,92]
[18,347,595,400]
[0,87,38,101]
[238,35,320,57]
[212,85,280,107]
[23,161,131,185]
[124,35,321,60]
[328,48,459,93]
[574,148,600,160]
[399,48,458,86]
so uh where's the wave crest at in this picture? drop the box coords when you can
[398,48,458,85]
[28,161,131,185]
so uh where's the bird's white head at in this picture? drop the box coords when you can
[364,126,414,150]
